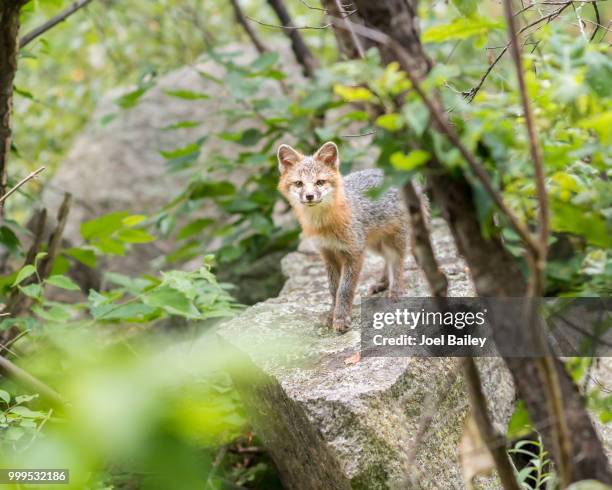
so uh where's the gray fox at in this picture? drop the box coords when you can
[277,141,408,333]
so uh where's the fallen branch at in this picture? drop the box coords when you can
[20,0,96,48]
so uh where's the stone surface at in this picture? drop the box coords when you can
[217,219,516,489]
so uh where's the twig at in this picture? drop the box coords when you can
[39,192,72,280]
[263,0,319,78]
[339,129,376,137]
[20,0,96,48]
[333,0,364,58]
[328,17,540,255]
[0,166,45,205]
[463,357,520,490]
[589,4,603,40]
[229,0,268,54]
[466,1,573,102]
[0,355,66,406]
[296,0,328,11]
[246,15,331,30]
[229,0,290,95]
[502,0,549,280]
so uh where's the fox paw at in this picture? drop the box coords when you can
[368,280,389,295]
[332,315,351,334]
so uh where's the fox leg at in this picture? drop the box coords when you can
[368,266,389,295]
[368,240,389,295]
[333,252,364,333]
[320,248,341,327]
[383,230,407,301]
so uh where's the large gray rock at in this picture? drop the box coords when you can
[217,219,515,489]
[42,44,298,279]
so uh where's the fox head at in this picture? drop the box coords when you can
[277,141,342,208]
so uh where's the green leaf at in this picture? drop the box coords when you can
[0,389,9,404]
[390,150,430,171]
[64,248,96,269]
[334,85,375,102]
[33,304,72,322]
[162,120,202,130]
[122,215,147,227]
[219,128,262,146]
[116,229,156,244]
[0,226,20,255]
[46,275,81,291]
[81,211,129,241]
[376,113,405,132]
[164,89,210,100]
[451,0,478,16]
[143,285,198,318]
[250,51,279,71]
[13,265,36,286]
[19,283,42,299]
[422,16,503,43]
[9,406,45,419]
[116,86,148,109]
[177,219,214,240]
[160,140,204,159]
[188,181,235,200]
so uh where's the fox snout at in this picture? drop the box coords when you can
[300,183,322,205]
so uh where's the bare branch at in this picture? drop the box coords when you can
[466,1,573,102]
[39,192,72,280]
[20,0,96,48]
[0,355,66,406]
[463,357,520,490]
[0,166,45,205]
[263,0,320,77]
[246,15,331,30]
[229,0,268,54]
[590,2,602,40]
[502,0,549,274]
[296,0,329,11]
[333,0,364,58]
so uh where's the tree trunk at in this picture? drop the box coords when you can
[266,0,318,78]
[0,2,24,215]
[350,0,431,79]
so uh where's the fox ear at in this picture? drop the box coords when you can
[314,141,339,169]
[277,144,302,173]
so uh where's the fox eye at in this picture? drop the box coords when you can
[294,181,303,188]
[316,180,326,186]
